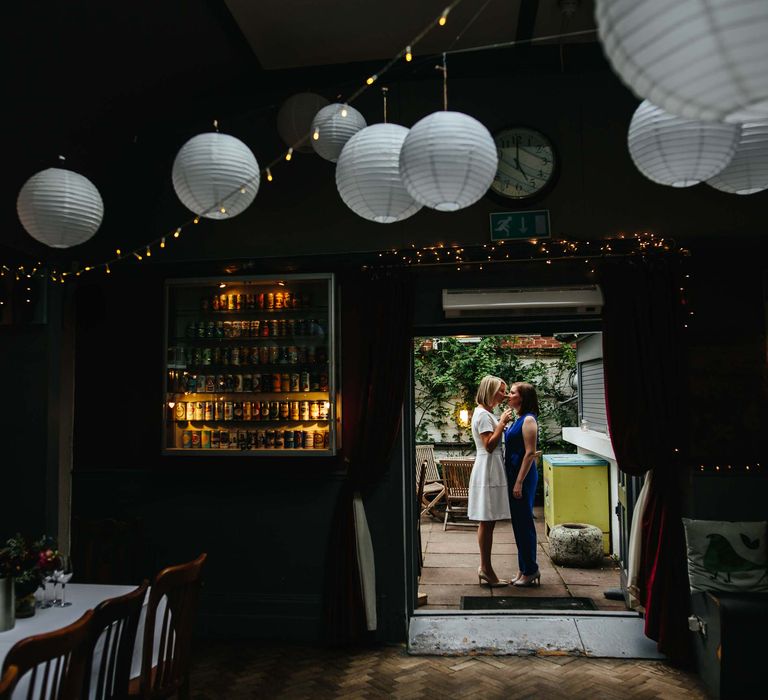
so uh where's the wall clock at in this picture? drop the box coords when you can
[490,126,557,201]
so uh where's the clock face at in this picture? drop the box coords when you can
[491,127,556,200]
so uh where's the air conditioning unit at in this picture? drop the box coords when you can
[442,285,604,318]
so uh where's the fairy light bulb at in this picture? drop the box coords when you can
[116,249,121,256]
[160,237,166,248]
[439,7,450,25]
[285,147,293,161]
[312,129,319,140]
[266,168,273,182]
[219,206,227,214]
[106,264,111,274]
[133,251,142,261]
[145,246,151,257]
[193,216,200,224]
[366,75,377,85]
[340,107,348,117]
[405,46,413,62]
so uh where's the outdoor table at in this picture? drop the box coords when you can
[0,583,162,698]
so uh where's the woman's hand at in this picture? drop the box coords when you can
[500,408,514,426]
[512,482,523,499]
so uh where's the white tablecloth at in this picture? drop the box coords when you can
[0,583,161,699]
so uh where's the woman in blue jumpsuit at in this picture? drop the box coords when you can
[504,381,541,586]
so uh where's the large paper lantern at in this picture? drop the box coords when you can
[277,92,329,153]
[311,104,367,162]
[172,132,260,220]
[707,120,768,195]
[399,111,498,211]
[596,0,768,123]
[335,124,422,224]
[628,100,739,187]
[17,168,104,248]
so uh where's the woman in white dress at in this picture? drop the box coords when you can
[468,375,514,587]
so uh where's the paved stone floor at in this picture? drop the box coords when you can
[418,506,626,611]
[190,640,708,699]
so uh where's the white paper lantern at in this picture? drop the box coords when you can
[335,124,422,224]
[399,111,498,211]
[17,168,104,248]
[707,120,768,194]
[311,104,367,162]
[628,100,739,187]
[277,92,329,153]
[172,132,260,220]
[596,0,768,123]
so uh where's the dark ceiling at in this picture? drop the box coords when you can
[6,0,599,263]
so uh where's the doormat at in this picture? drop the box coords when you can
[460,596,599,611]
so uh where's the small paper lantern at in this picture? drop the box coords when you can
[707,120,768,195]
[628,100,739,187]
[335,124,422,224]
[277,92,329,153]
[596,0,768,123]
[399,111,498,211]
[311,104,367,163]
[172,132,260,219]
[17,168,104,248]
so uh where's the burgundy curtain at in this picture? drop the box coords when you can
[324,269,414,645]
[600,257,691,664]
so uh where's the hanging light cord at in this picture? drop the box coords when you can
[446,0,496,52]
[382,86,389,123]
[438,53,448,110]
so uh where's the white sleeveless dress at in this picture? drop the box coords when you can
[467,407,511,522]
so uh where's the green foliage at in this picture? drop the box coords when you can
[414,336,577,451]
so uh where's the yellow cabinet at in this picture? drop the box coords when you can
[543,454,610,554]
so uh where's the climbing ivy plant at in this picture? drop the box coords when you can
[414,336,577,451]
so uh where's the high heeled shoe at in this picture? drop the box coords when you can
[512,570,541,587]
[478,568,509,587]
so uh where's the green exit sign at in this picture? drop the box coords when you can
[489,210,551,241]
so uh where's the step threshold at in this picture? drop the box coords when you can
[408,613,664,659]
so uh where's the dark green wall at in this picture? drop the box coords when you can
[4,49,768,643]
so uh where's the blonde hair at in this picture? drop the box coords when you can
[475,375,505,408]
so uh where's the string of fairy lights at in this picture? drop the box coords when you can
[364,230,696,330]
[697,463,763,474]
[2,0,467,284]
[3,1,602,286]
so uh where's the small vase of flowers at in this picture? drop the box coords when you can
[0,534,61,621]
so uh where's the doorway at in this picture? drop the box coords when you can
[411,332,623,613]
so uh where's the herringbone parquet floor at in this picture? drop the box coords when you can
[190,641,708,699]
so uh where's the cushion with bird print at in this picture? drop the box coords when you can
[682,518,768,593]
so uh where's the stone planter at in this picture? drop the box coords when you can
[549,522,604,567]
[0,576,15,631]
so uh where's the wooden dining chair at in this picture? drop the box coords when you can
[84,580,149,700]
[2,609,94,700]
[0,665,19,699]
[129,553,207,700]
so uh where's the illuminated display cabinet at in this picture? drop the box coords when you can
[162,273,338,456]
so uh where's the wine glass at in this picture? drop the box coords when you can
[55,555,74,607]
[39,571,57,608]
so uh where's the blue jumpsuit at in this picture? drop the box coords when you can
[504,413,538,576]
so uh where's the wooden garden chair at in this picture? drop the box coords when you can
[440,458,476,530]
[415,444,446,518]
